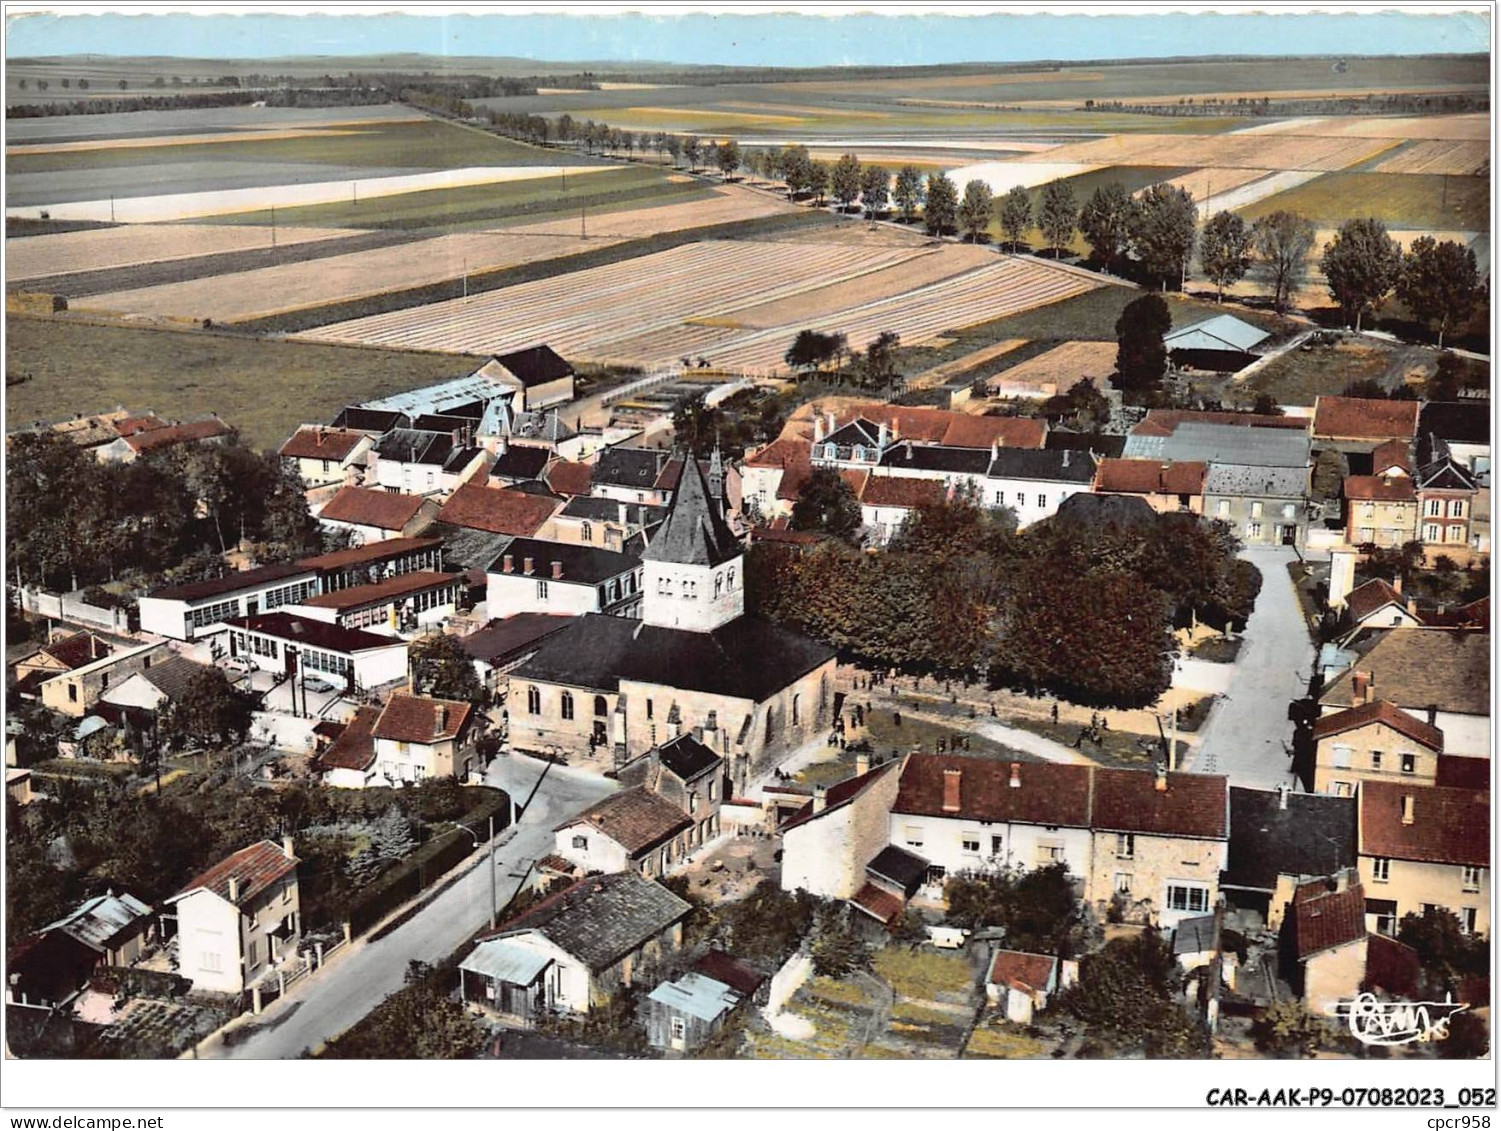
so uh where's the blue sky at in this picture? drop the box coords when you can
[4,9,1490,65]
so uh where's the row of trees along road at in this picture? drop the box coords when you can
[1322,221,1484,345]
[749,490,1260,707]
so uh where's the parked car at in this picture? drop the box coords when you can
[301,676,336,694]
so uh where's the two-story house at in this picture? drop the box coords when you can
[1311,699,1445,796]
[1357,781,1489,937]
[1092,459,1206,515]
[486,538,644,620]
[371,692,479,784]
[278,426,374,490]
[1415,435,1480,559]
[166,839,300,995]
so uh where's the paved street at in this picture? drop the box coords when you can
[216,755,614,1060]
[1186,547,1314,789]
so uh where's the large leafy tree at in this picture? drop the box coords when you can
[923,172,958,236]
[784,329,845,375]
[959,179,995,243]
[408,632,486,705]
[998,185,1033,250]
[1078,181,1137,272]
[1322,217,1403,330]
[1199,210,1253,301]
[163,667,256,750]
[1131,183,1198,289]
[859,164,890,217]
[790,467,862,542]
[1113,292,1172,400]
[1397,236,1483,349]
[1252,210,1317,313]
[830,153,862,212]
[716,138,740,178]
[807,161,831,206]
[1038,179,1079,257]
[892,165,924,224]
[1061,931,1208,1057]
[779,144,812,198]
[324,961,484,1059]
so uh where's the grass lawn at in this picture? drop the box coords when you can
[1002,714,1185,771]
[964,1021,1050,1059]
[5,314,488,450]
[1237,171,1488,232]
[1189,635,1244,664]
[1235,338,1397,406]
[871,945,974,1003]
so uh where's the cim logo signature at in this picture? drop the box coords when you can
[1327,992,1469,1046]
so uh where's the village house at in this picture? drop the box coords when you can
[94,415,234,464]
[315,486,439,545]
[591,446,678,506]
[1282,871,1369,1017]
[778,758,905,901]
[435,479,563,540]
[314,704,382,788]
[278,426,374,489]
[139,563,322,642]
[1204,463,1310,548]
[39,639,171,718]
[6,891,156,1010]
[370,692,480,784]
[1356,781,1489,937]
[1091,459,1206,514]
[552,788,694,878]
[1344,441,1419,549]
[289,570,464,635]
[981,446,1097,528]
[540,496,666,551]
[1415,434,1480,559]
[486,538,644,620]
[858,476,946,546]
[1220,786,1357,932]
[485,438,553,487]
[459,613,575,700]
[13,631,115,701]
[1338,578,1423,630]
[223,612,408,693]
[365,427,490,498]
[471,345,576,412]
[166,839,300,996]
[458,871,689,1023]
[1318,630,1490,756]
[616,732,727,847]
[1312,396,1420,456]
[986,950,1068,1025]
[1419,401,1490,488]
[100,654,211,721]
[1086,767,1229,929]
[544,459,596,499]
[1311,699,1446,796]
[642,972,743,1053]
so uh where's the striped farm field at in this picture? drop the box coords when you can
[6,223,359,282]
[1148,167,1275,200]
[1019,132,1396,172]
[1244,114,1491,141]
[1373,140,1490,176]
[295,240,1103,373]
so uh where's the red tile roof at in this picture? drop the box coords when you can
[751,524,826,547]
[859,476,948,509]
[319,486,428,531]
[1292,878,1367,959]
[170,840,296,907]
[373,692,474,745]
[279,426,370,462]
[555,787,692,855]
[1093,458,1207,496]
[1343,578,1407,624]
[1089,768,1228,839]
[1131,409,1308,438]
[544,460,594,498]
[940,414,1047,450]
[693,950,766,998]
[850,882,905,925]
[1360,781,1489,867]
[781,761,898,831]
[1344,475,1416,503]
[40,632,112,670]
[893,753,1093,828]
[1314,396,1420,443]
[113,413,169,438]
[125,417,233,454]
[744,438,810,470]
[988,949,1057,993]
[300,570,459,611]
[1371,438,1413,475]
[436,480,560,535]
[317,705,380,772]
[776,465,867,502]
[1435,754,1490,790]
[298,536,442,572]
[1312,699,1443,752]
[805,404,1047,450]
[1363,932,1421,998]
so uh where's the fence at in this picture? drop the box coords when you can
[18,586,133,633]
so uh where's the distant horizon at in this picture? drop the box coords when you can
[4,9,1490,66]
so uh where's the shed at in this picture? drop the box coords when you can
[642,972,741,1053]
[1165,315,1270,372]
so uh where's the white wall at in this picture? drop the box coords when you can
[556,822,632,874]
[641,557,744,632]
[488,571,605,619]
[890,812,1092,884]
[781,804,860,899]
[983,478,1087,529]
[1415,709,1489,758]
[353,644,409,690]
[174,890,244,995]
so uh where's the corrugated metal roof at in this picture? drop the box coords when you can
[43,892,152,951]
[647,972,739,1021]
[1165,314,1270,353]
[460,938,554,985]
[1164,423,1310,468]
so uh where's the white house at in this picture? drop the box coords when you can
[165,839,300,995]
[315,486,439,545]
[981,446,1097,528]
[553,788,694,877]
[985,949,1070,1025]
[278,426,374,489]
[315,705,381,789]
[487,538,643,620]
[779,760,904,900]
[222,612,408,693]
[366,428,490,498]
[139,563,321,642]
[370,692,480,784]
[858,477,947,546]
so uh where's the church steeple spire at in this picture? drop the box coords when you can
[641,452,744,631]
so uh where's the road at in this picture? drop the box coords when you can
[1186,546,1314,790]
[216,755,615,1060]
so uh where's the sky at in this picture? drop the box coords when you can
[4,7,1491,66]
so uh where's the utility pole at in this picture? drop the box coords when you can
[110,194,115,223]
[488,813,497,929]
[581,204,587,240]
[270,205,276,250]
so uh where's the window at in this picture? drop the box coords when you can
[726,567,735,591]
[1114,873,1133,895]
[688,791,699,814]
[561,692,574,721]
[1166,884,1209,913]
[526,686,541,715]
[791,694,800,727]
[1371,857,1391,882]
[201,952,222,973]
[646,699,654,720]
[1427,499,1442,517]
[1036,841,1065,866]
[1369,900,1398,936]
[536,579,548,600]
[714,572,723,598]
[1248,522,1262,539]
[1461,907,1478,933]
[1282,503,1297,519]
[1037,493,1046,508]
[991,835,1003,857]
[1400,753,1416,775]
[1462,866,1482,892]
[247,938,258,968]
[1251,501,1263,519]
[1424,523,1442,542]
[671,1017,686,1041]
[904,825,924,849]
[572,835,588,850]
[961,835,980,854]
[1421,903,1438,917]
[68,684,78,702]
[1217,499,1230,518]
[649,724,657,743]
[1450,499,1466,518]
[581,521,592,542]
[1333,781,1354,798]
[1116,833,1135,859]
[1371,751,1382,770]
[1016,492,1025,505]
[594,695,608,717]
[660,847,670,873]
[708,779,717,802]
[1331,745,1352,769]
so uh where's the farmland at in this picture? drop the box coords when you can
[1236,170,1488,230]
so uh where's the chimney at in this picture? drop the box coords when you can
[1407,599,1418,617]
[435,705,447,737]
[282,834,295,859]
[1351,670,1371,706]
[812,784,828,814]
[1063,449,1071,468]
[1155,765,1169,792]
[990,439,1000,462]
[523,557,535,576]
[227,876,240,903]
[905,440,913,462]
[500,554,514,574]
[942,768,962,812]
[813,415,826,443]
[891,416,900,441]
[452,427,462,449]
[1426,702,1439,727]
[1008,762,1021,789]
[1400,794,1415,825]
[878,420,889,449]
[1392,575,1403,595]
[855,750,870,777]
[825,410,836,437]
[551,560,563,580]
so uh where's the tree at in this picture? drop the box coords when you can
[809,902,871,977]
[1062,932,1206,1056]
[830,153,862,213]
[791,467,862,542]
[718,880,816,966]
[807,161,830,206]
[889,908,928,949]
[1322,217,1403,330]
[1252,210,1317,313]
[859,330,902,392]
[923,172,958,236]
[1037,179,1079,257]
[784,329,843,375]
[1251,1001,1330,1058]
[1131,183,1198,290]
[958,179,995,243]
[779,144,812,198]
[1397,907,1489,991]
[1077,182,1137,272]
[1439,1011,1490,1060]
[682,136,701,171]
[716,138,740,179]
[672,391,721,456]
[892,165,924,224]
[163,668,255,750]
[1199,210,1253,301]
[368,804,417,863]
[323,961,483,1059]
[407,632,485,705]
[859,164,889,218]
[1113,292,1172,400]
[1398,236,1483,349]
[998,185,1033,251]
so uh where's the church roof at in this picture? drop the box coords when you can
[641,453,740,569]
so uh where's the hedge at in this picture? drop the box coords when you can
[345,787,510,935]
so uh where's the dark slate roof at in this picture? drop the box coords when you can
[513,614,836,700]
[222,612,401,655]
[490,537,639,585]
[489,445,551,482]
[140,656,211,703]
[1419,401,1490,446]
[823,419,882,448]
[483,871,689,971]
[411,406,485,429]
[331,406,408,433]
[1049,491,1157,532]
[877,442,990,475]
[425,523,515,574]
[1045,430,1127,458]
[866,844,928,891]
[561,496,667,525]
[443,446,486,474]
[657,733,721,781]
[1221,787,1357,892]
[693,950,766,998]
[1204,463,1308,499]
[492,345,574,388]
[149,561,313,603]
[460,614,576,665]
[593,446,668,490]
[373,428,457,467]
[1416,451,1478,492]
[985,447,1096,484]
[640,456,740,568]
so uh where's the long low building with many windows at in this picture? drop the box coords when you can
[139,563,321,642]
[222,612,408,693]
[287,570,464,633]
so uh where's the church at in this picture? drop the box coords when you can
[505,453,838,792]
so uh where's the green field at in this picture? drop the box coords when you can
[5,314,488,450]
[1239,171,1488,231]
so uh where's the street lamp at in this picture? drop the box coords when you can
[452,818,499,930]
